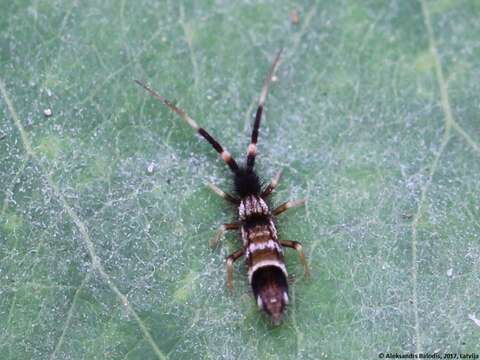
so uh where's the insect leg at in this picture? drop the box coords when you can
[261,169,283,198]
[135,80,239,173]
[272,199,306,216]
[246,49,283,171]
[226,248,245,290]
[210,223,240,248]
[279,240,310,278]
[207,182,240,204]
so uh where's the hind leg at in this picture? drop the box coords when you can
[280,240,310,278]
[226,248,245,291]
[210,223,240,248]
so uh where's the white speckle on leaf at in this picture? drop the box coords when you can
[146,162,155,175]
[446,268,453,277]
[43,108,53,117]
[468,313,480,327]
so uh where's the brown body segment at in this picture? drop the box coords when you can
[243,221,285,277]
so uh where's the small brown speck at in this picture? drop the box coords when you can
[290,9,300,25]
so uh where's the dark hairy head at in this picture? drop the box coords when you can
[251,266,289,325]
[234,167,261,197]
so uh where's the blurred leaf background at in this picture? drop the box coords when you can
[1,0,480,359]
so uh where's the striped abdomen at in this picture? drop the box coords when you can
[239,195,289,323]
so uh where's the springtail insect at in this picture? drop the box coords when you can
[135,49,309,325]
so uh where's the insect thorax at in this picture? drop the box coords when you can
[233,168,261,198]
[238,195,269,221]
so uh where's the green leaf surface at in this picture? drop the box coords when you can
[1,1,480,359]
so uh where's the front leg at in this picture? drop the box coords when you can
[207,182,240,204]
[226,248,245,291]
[272,199,306,216]
[261,169,282,198]
[280,240,310,278]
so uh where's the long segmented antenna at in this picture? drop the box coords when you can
[246,48,283,171]
[135,80,239,173]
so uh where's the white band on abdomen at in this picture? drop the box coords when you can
[248,260,288,283]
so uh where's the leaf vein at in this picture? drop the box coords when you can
[0,78,167,360]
